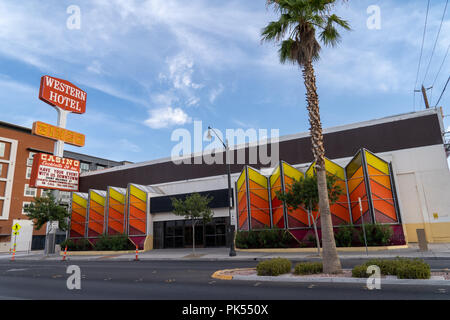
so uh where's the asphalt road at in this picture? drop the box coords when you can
[0,259,449,300]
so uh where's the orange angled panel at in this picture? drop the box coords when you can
[130,194,146,212]
[69,193,88,239]
[237,173,249,230]
[270,173,285,229]
[107,189,126,236]
[286,206,309,228]
[247,167,270,230]
[87,190,106,238]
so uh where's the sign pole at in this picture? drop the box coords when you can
[358,197,369,256]
[45,109,69,255]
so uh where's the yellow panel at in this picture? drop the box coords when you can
[365,151,389,175]
[283,162,303,181]
[237,169,246,192]
[248,167,267,188]
[73,193,87,208]
[325,158,346,180]
[270,165,280,187]
[130,185,147,202]
[90,191,105,206]
[306,162,315,177]
[110,188,125,204]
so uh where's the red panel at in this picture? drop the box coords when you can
[249,205,271,228]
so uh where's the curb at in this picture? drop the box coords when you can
[236,245,409,253]
[212,268,450,286]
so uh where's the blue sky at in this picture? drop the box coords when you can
[0,0,449,166]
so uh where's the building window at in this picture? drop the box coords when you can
[26,167,32,179]
[22,202,32,215]
[24,184,37,197]
[27,152,36,166]
[0,142,5,157]
[96,165,105,171]
[41,189,52,198]
[80,162,90,173]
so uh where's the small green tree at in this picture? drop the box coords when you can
[276,173,343,253]
[24,193,70,231]
[276,173,343,212]
[171,193,213,256]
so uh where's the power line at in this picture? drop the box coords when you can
[414,0,431,111]
[423,0,448,85]
[432,42,450,88]
[431,42,450,103]
[435,76,450,107]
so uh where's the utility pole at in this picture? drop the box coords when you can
[416,85,432,109]
[421,85,431,109]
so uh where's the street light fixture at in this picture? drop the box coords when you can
[207,126,236,257]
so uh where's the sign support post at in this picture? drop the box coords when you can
[45,109,70,255]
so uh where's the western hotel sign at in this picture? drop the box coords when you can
[39,75,86,114]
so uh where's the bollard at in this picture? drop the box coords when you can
[11,245,16,262]
[62,246,68,261]
[135,245,139,261]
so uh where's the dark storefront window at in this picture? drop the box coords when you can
[154,217,230,249]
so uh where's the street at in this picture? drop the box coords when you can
[0,259,449,300]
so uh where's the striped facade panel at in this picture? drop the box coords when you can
[270,165,285,229]
[127,184,148,236]
[365,150,399,224]
[282,162,309,228]
[306,158,351,226]
[69,192,88,239]
[236,169,249,231]
[247,167,270,230]
[346,151,373,225]
[87,190,107,238]
[107,187,127,235]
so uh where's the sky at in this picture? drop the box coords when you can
[0,0,449,168]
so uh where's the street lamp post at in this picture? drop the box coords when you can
[207,126,236,257]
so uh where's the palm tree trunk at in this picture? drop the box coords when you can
[302,59,342,274]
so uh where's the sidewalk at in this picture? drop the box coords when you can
[7,243,450,262]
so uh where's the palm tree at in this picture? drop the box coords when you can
[262,0,350,273]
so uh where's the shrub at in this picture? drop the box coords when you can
[256,258,292,276]
[93,234,135,251]
[60,238,92,251]
[359,223,393,246]
[235,229,295,249]
[335,225,355,247]
[294,262,323,275]
[352,258,431,279]
[396,260,431,279]
[235,232,248,249]
[352,264,369,278]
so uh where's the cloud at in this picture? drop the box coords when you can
[144,107,191,129]
[118,138,142,153]
[209,84,224,104]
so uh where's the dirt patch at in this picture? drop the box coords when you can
[227,268,450,280]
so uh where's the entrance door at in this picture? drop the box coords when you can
[184,222,204,248]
